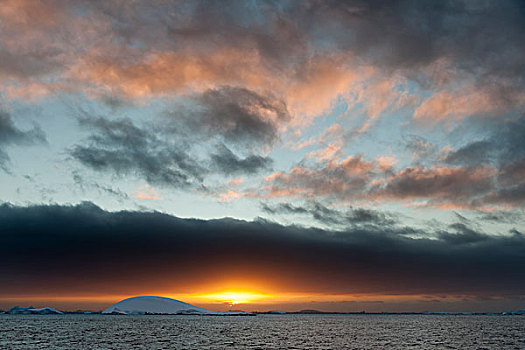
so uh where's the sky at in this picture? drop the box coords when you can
[0,0,524,313]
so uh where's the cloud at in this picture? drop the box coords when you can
[443,140,494,166]
[70,110,275,189]
[437,223,489,245]
[71,170,129,202]
[5,0,525,160]
[261,112,525,209]
[168,86,290,147]
[70,117,203,188]
[0,110,46,171]
[378,166,496,206]
[404,135,436,162]
[315,1,525,81]
[478,211,524,224]
[413,88,522,123]
[260,156,501,209]
[2,1,525,213]
[2,0,524,122]
[486,160,525,207]
[134,185,162,201]
[261,201,396,228]
[0,202,523,298]
[69,87,283,186]
[227,178,244,186]
[210,144,272,175]
[438,115,525,207]
[261,155,377,199]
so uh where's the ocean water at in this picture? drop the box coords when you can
[0,314,523,349]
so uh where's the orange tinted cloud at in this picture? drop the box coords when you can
[285,55,371,120]
[217,190,243,202]
[376,166,497,207]
[134,185,162,201]
[414,87,525,123]
[260,156,377,199]
[68,49,273,99]
[258,157,504,209]
[0,0,62,28]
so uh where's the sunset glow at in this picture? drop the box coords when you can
[0,0,524,314]
[191,290,273,306]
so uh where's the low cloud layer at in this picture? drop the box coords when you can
[0,203,523,299]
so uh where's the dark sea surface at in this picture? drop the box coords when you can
[0,314,523,349]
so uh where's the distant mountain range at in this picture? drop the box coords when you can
[1,298,523,316]
[6,306,63,315]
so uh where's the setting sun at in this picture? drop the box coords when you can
[192,290,273,306]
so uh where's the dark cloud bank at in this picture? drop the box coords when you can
[0,202,523,300]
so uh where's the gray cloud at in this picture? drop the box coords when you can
[444,140,494,166]
[404,135,436,163]
[437,223,489,245]
[71,111,276,188]
[494,115,525,166]
[440,115,525,207]
[69,86,284,185]
[210,144,272,175]
[262,201,397,228]
[70,117,203,188]
[445,115,525,167]
[71,170,129,202]
[0,111,46,171]
[478,211,524,224]
[261,202,308,215]
[169,86,289,147]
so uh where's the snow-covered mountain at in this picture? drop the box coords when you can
[502,309,525,315]
[103,296,211,315]
[102,296,253,315]
[7,306,63,315]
